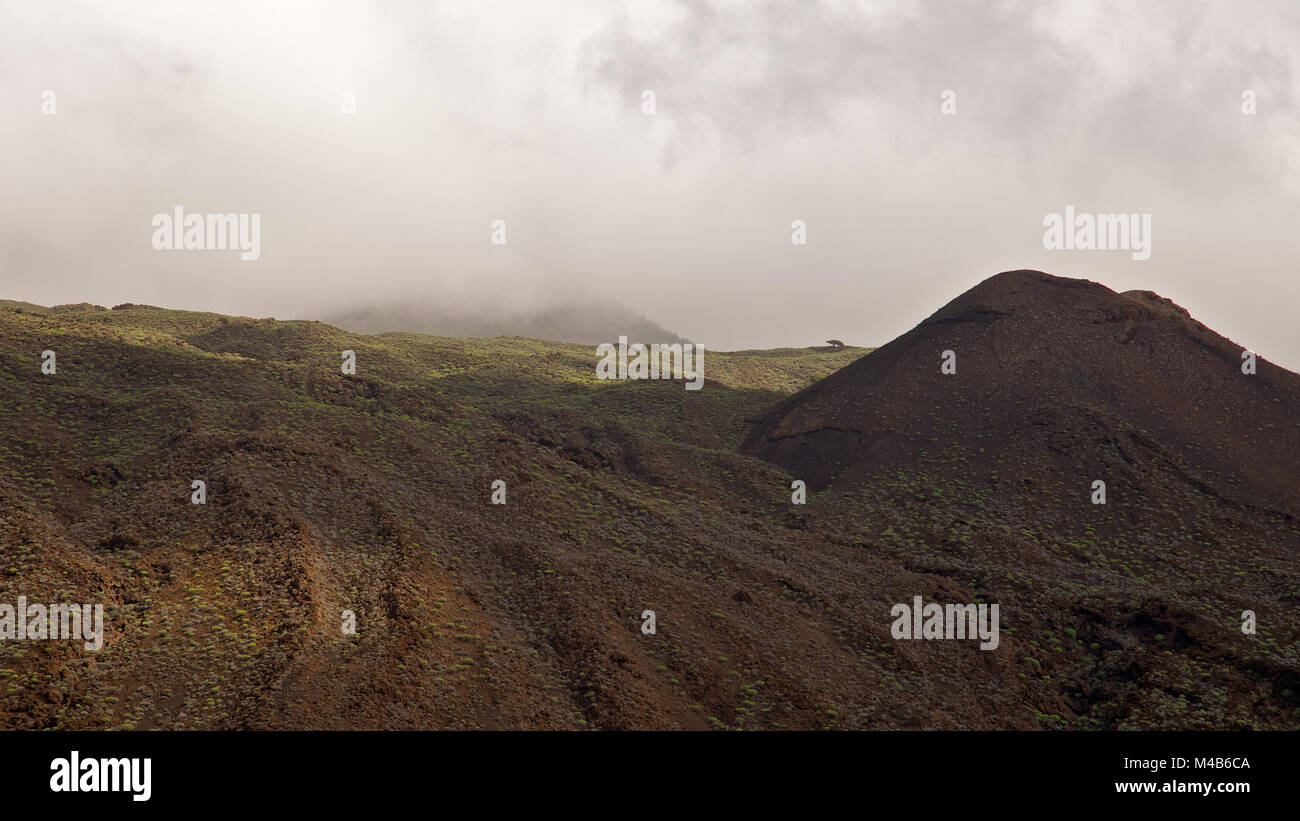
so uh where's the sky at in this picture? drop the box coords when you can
[2,0,1298,368]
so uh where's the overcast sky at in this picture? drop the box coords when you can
[2,0,1298,368]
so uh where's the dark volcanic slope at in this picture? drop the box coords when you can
[741,270,1300,730]
[745,269,1299,513]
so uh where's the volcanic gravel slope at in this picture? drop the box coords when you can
[744,269,1299,508]
[1,273,1297,731]
[743,269,1300,728]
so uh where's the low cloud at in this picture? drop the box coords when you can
[1,0,1298,368]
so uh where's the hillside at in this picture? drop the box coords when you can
[0,300,868,729]
[1,275,1297,731]
[743,270,1300,728]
